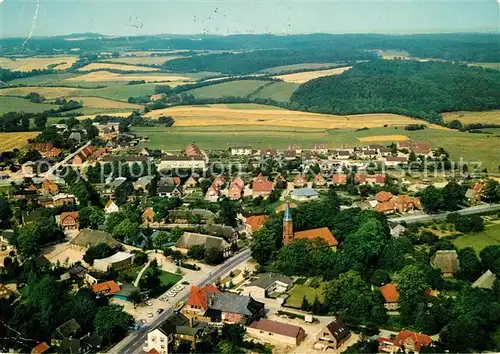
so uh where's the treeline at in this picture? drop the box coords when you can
[290,60,500,124]
[0,112,48,132]
[0,68,58,83]
[162,49,377,74]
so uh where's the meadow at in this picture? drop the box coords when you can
[66,97,142,110]
[0,97,58,114]
[0,132,39,150]
[273,66,353,83]
[71,83,158,101]
[77,63,161,72]
[262,62,344,74]
[443,111,500,125]
[452,224,500,254]
[183,80,269,99]
[65,71,192,84]
[102,56,181,65]
[0,56,77,71]
[0,87,81,99]
[250,82,300,102]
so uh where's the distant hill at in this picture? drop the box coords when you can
[290,60,500,123]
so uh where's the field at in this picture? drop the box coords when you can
[77,63,161,72]
[443,111,500,125]
[159,270,182,286]
[251,82,300,102]
[7,73,79,86]
[262,62,344,74]
[0,97,59,114]
[184,80,269,99]
[273,66,353,83]
[468,62,500,70]
[0,132,39,150]
[71,83,157,101]
[0,86,80,99]
[145,103,427,129]
[452,224,500,254]
[358,135,409,142]
[132,124,500,171]
[381,50,410,59]
[102,56,181,65]
[76,111,134,120]
[66,97,142,110]
[284,283,324,308]
[0,56,77,71]
[65,71,192,84]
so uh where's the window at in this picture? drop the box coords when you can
[161,345,165,349]
[160,338,164,342]
[151,336,156,342]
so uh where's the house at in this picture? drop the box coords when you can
[104,199,120,214]
[283,150,297,160]
[133,175,154,191]
[385,156,408,167]
[380,147,393,156]
[91,280,121,296]
[389,222,407,237]
[398,140,431,156]
[313,143,329,154]
[228,183,243,200]
[182,285,264,325]
[288,143,302,154]
[41,180,59,196]
[392,330,433,353]
[472,270,497,289]
[58,211,79,230]
[44,147,61,158]
[355,173,386,186]
[158,155,206,171]
[241,273,293,300]
[169,209,215,225]
[231,146,252,156]
[204,184,220,202]
[142,207,155,224]
[290,187,318,202]
[68,132,81,143]
[70,228,121,250]
[175,232,233,258]
[185,144,202,157]
[315,317,351,350]
[376,191,394,203]
[292,174,307,188]
[362,150,378,159]
[430,250,459,277]
[22,161,36,175]
[260,148,277,157]
[334,150,351,160]
[53,193,76,207]
[67,264,87,280]
[93,252,134,272]
[213,175,226,187]
[393,195,421,213]
[293,227,338,250]
[29,143,53,153]
[331,174,348,185]
[184,175,198,189]
[150,93,165,101]
[252,173,273,198]
[313,173,326,186]
[31,342,50,354]
[143,313,207,354]
[380,283,400,311]
[273,173,286,187]
[247,319,306,346]
[157,177,183,198]
[465,182,484,203]
[375,200,396,214]
[245,215,268,235]
[100,155,148,166]
[0,283,14,300]
[72,153,85,165]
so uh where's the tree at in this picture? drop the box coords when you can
[17,224,40,257]
[454,215,484,233]
[83,243,115,265]
[458,247,481,281]
[480,245,500,274]
[187,245,206,260]
[371,269,391,286]
[420,186,443,213]
[129,290,142,309]
[301,296,309,311]
[218,198,237,227]
[379,237,413,272]
[34,115,48,131]
[483,179,500,204]
[93,304,133,343]
[0,196,12,228]
[220,323,245,346]
[204,248,224,265]
[397,264,429,325]
[112,219,140,244]
[251,223,282,266]
[78,206,105,229]
[442,181,465,211]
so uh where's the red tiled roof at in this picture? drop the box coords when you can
[142,208,155,218]
[91,280,120,294]
[294,227,338,247]
[146,349,160,354]
[60,211,79,225]
[185,144,202,156]
[246,215,267,232]
[366,174,386,184]
[332,174,348,184]
[172,177,181,185]
[375,201,395,213]
[355,173,366,183]
[187,284,220,310]
[293,174,307,184]
[105,199,116,208]
[81,145,96,157]
[380,283,399,303]
[32,342,50,354]
[231,176,245,189]
[376,191,394,203]
[253,179,273,193]
[394,330,432,351]
[249,319,304,338]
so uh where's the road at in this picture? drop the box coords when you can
[44,140,92,180]
[110,249,252,354]
[389,203,500,224]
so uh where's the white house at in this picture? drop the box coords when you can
[231,146,252,156]
[143,325,174,354]
[158,156,207,171]
[104,199,120,214]
[93,252,134,272]
[241,273,293,300]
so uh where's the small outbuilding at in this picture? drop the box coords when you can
[247,319,306,346]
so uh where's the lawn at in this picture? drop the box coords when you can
[159,270,182,286]
[184,80,270,99]
[284,283,324,309]
[250,81,299,102]
[0,97,59,114]
[443,111,500,125]
[452,224,500,254]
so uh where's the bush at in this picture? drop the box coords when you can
[181,262,200,271]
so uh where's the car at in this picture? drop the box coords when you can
[140,319,147,324]
[156,308,164,314]
[146,301,153,306]
[147,312,154,317]
[182,281,190,285]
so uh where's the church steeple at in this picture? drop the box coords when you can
[283,200,294,245]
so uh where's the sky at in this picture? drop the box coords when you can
[0,0,498,38]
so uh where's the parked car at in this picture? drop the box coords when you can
[147,312,154,318]
[146,301,153,306]
[156,308,164,314]
[140,319,147,324]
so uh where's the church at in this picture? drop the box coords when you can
[282,200,339,251]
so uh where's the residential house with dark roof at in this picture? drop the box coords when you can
[431,250,459,278]
[157,177,183,198]
[158,155,207,171]
[313,143,329,154]
[283,150,297,160]
[241,273,293,300]
[260,148,277,157]
[70,229,121,250]
[175,232,233,258]
[315,317,350,350]
[248,319,306,346]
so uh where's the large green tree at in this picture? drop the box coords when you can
[78,206,105,229]
[93,304,133,343]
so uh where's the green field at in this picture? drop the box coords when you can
[7,73,79,86]
[159,270,182,286]
[262,62,344,74]
[184,80,269,99]
[250,81,299,102]
[72,83,157,101]
[0,96,58,114]
[452,224,500,254]
[284,283,324,308]
[223,103,286,110]
[132,125,500,171]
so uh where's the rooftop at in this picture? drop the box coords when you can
[249,319,304,338]
[294,227,338,247]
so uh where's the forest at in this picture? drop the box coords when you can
[290,60,500,123]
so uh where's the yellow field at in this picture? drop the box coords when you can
[443,111,500,125]
[76,112,134,120]
[0,86,80,99]
[0,56,77,71]
[65,71,192,84]
[102,56,181,65]
[145,103,428,129]
[0,132,39,150]
[273,66,353,83]
[381,50,410,59]
[78,63,161,72]
[122,50,189,57]
[358,135,408,142]
[67,97,142,109]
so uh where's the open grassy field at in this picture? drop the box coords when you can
[144,103,428,129]
[443,111,500,125]
[358,135,409,142]
[262,62,344,74]
[284,283,324,308]
[381,50,410,59]
[452,224,500,254]
[133,124,500,171]
[0,56,77,71]
[71,83,157,101]
[102,56,181,65]
[7,73,79,86]
[66,97,142,110]
[0,86,80,99]
[250,81,299,102]
[273,66,353,83]
[75,111,134,120]
[0,97,59,114]
[78,63,161,72]
[184,80,269,99]
[0,132,39,150]
[468,62,500,70]
[159,270,182,286]
[65,70,192,84]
